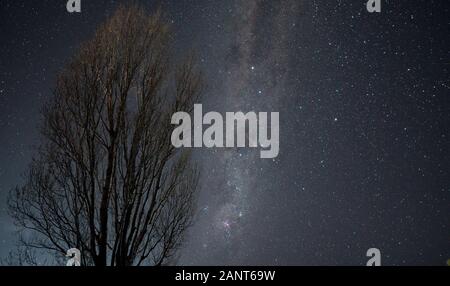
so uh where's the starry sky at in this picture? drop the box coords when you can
[0,0,449,266]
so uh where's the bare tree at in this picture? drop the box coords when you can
[8,5,202,266]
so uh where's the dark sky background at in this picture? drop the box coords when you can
[0,0,449,265]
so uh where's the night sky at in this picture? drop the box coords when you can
[0,0,449,265]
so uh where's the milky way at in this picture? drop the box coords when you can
[0,0,449,265]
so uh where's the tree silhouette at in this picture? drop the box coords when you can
[8,5,202,266]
